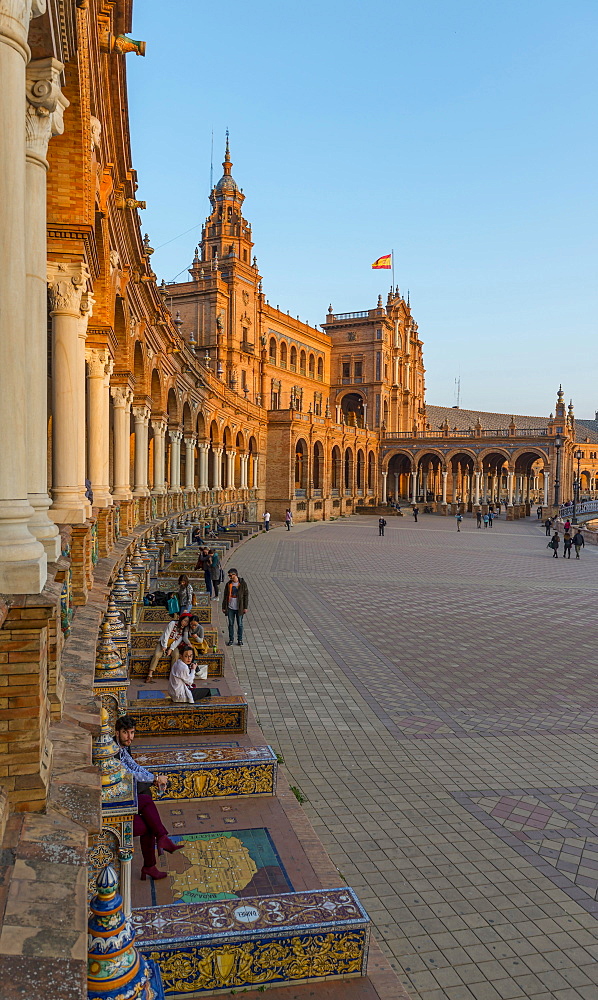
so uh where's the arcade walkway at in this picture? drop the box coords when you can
[227,514,598,1000]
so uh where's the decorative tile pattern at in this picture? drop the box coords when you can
[128,699,247,737]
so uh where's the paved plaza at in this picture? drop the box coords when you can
[227,514,598,1000]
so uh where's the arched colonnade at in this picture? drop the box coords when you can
[382,448,551,506]
[294,438,377,497]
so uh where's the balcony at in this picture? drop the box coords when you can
[241,340,255,354]
[328,310,369,321]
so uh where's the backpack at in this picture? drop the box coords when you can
[167,595,180,615]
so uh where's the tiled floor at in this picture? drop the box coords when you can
[227,515,598,1000]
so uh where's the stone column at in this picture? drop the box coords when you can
[441,470,448,504]
[25,57,68,560]
[543,470,549,506]
[381,470,387,502]
[198,443,209,489]
[111,386,133,500]
[411,470,417,502]
[212,447,223,489]
[87,349,113,506]
[253,454,259,489]
[0,0,50,590]
[169,431,182,492]
[184,437,196,490]
[226,451,235,489]
[393,472,399,500]
[507,471,515,505]
[240,453,248,488]
[132,404,151,496]
[151,419,167,493]
[47,261,93,524]
[474,471,481,505]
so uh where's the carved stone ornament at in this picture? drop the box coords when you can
[47,261,91,315]
[109,249,120,274]
[110,385,133,408]
[26,58,69,160]
[86,348,111,378]
[90,115,101,152]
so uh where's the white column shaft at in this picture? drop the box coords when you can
[212,448,223,489]
[184,438,196,490]
[151,421,166,493]
[442,471,448,504]
[111,388,132,500]
[133,406,150,496]
[381,471,387,502]
[170,432,182,491]
[474,471,481,505]
[253,455,259,489]
[87,351,112,506]
[198,444,209,489]
[543,471,549,506]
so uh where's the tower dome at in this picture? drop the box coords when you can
[215,132,238,193]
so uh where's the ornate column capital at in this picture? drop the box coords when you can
[198,441,209,453]
[0,1,45,53]
[110,385,133,409]
[85,347,111,378]
[132,403,151,425]
[169,429,183,445]
[151,417,167,436]
[184,436,196,448]
[47,261,91,316]
[26,57,69,162]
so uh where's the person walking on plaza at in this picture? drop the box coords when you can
[412,505,418,522]
[572,529,585,559]
[285,509,292,530]
[378,516,387,536]
[115,716,184,881]
[476,510,482,528]
[145,612,190,682]
[537,505,543,520]
[208,548,222,600]
[222,568,249,646]
[456,512,463,531]
[483,513,489,528]
[564,519,571,535]
[488,510,494,528]
[263,510,271,531]
[177,574,194,613]
[549,531,560,558]
[544,517,552,536]
[563,530,573,559]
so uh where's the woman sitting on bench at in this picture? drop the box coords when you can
[168,644,211,703]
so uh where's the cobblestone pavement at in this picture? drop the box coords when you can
[227,514,598,1000]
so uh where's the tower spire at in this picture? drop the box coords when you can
[223,129,232,176]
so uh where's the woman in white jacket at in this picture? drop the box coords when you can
[168,645,211,703]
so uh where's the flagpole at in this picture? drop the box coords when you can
[392,249,395,289]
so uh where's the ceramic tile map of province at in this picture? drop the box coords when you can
[159,829,292,904]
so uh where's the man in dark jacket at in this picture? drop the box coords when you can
[572,529,585,559]
[222,568,249,646]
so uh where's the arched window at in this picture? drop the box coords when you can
[269,337,277,364]
[299,350,306,375]
[317,357,324,381]
[313,441,324,490]
[280,342,287,368]
[295,439,307,491]
[290,346,297,371]
[308,354,315,378]
[344,448,354,490]
[356,449,365,489]
[368,451,375,490]
[331,446,341,490]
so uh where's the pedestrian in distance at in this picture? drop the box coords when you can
[563,530,573,559]
[456,512,463,531]
[537,505,543,520]
[549,532,560,558]
[483,513,489,529]
[572,529,585,559]
[544,517,552,536]
[263,510,271,531]
[194,546,213,597]
[208,548,222,600]
[488,511,494,528]
[145,612,191,682]
[563,519,571,535]
[222,568,249,646]
[412,505,419,523]
[378,517,387,536]
[476,510,482,528]
[285,509,293,530]
[177,574,194,613]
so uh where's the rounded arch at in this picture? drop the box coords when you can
[344,446,354,490]
[476,446,511,466]
[340,392,365,428]
[248,435,258,455]
[308,353,315,378]
[356,448,365,489]
[511,447,549,469]
[445,447,478,466]
[317,357,324,380]
[290,345,297,369]
[331,444,342,490]
[294,437,308,491]
[182,401,193,436]
[383,449,413,473]
[133,340,147,393]
[280,341,288,367]
[150,368,163,413]
[268,337,277,364]
[386,452,412,500]
[235,430,246,451]
[222,426,233,449]
[196,410,206,442]
[209,419,220,445]
[313,440,324,490]
[412,447,445,466]
[367,450,376,490]
[166,387,179,426]
[414,450,444,503]
[299,349,306,375]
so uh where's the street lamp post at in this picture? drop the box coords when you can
[573,448,582,524]
[554,433,562,508]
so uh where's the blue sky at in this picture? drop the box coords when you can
[128,1,597,417]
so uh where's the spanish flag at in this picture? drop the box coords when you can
[372,253,392,269]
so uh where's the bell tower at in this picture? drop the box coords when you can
[193,133,255,271]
